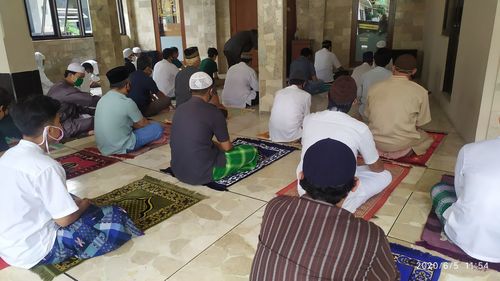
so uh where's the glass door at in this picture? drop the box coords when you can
[350,0,396,65]
[154,0,185,60]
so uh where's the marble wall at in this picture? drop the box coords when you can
[215,0,231,74]
[393,0,425,50]
[129,0,157,50]
[33,38,96,82]
[486,70,500,139]
[183,0,218,60]
[258,0,286,112]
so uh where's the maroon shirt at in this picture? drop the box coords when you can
[250,196,399,281]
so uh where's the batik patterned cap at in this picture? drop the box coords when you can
[189,72,213,90]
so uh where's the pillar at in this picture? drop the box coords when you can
[0,0,42,101]
[89,0,123,91]
[258,0,286,112]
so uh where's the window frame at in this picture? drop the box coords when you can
[24,0,94,40]
[116,0,127,35]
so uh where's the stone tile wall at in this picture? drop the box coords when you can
[258,0,286,112]
[33,38,96,82]
[130,0,157,50]
[183,0,218,59]
[216,0,231,74]
[393,0,425,50]
[324,0,352,67]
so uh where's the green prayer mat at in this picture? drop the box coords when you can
[31,175,207,281]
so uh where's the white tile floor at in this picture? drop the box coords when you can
[2,93,499,280]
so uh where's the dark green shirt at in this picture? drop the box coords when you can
[199,58,218,78]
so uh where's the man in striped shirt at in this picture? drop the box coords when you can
[250,139,399,281]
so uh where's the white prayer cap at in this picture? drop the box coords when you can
[133,47,142,54]
[376,40,387,48]
[34,52,45,60]
[67,62,85,73]
[123,48,133,58]
[189,72,213,90]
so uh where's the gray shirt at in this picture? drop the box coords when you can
[48,80,100,108]
[289,56,316,81]
[174,66,198,107]
[170,97,229,185]
[223,30,258,56]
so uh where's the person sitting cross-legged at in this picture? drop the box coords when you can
[296,76,392,213]
[430,134,500,263]
[269,70,311,143]
[0,95,142,269]
[170,72,258,185]
[95,66,165,156]
[129,55,173,117]
[250,138,399,281]
[365,54,433,159]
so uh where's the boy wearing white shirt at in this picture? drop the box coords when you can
[0,96,142,268]
[314,40,343,83]
[269,70,311,143]
[296,76,392,213]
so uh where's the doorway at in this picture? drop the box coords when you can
[442,0,464,94]
[152,0,186,60]
[350,0,397,66]
[229,0,258,70]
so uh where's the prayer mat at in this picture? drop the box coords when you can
[256,131,302,149]
[391,243,447,281]
[56,150,119,179]
[0,258,8,270]
[84,123,171,160]
[162,138,298,191]
[383,132,447,167]
[30,176,206,281]
[417,213,500,272]
[276,162,411,220]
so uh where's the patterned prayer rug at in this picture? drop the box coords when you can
[276,162,411,220]
[256,131,302,149]
[30,176,206,280]
[391,243,447,281]
[162,138,298,191]
[84,123,171,160]
[383,132,447,167]
[56,150,119,179]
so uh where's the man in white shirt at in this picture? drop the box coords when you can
[351,51,373,88]
[296,76,392,213]
[431,135,500,263]
[357,48,392,118]
[222,53,259,108]
[314,40,343,83]
[153,48,179,98]
[79,62,101,93]
[0,95,141,268]
[269,70,311,143]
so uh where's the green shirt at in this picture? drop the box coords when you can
[95,90,143,155]
[199,58,218,78]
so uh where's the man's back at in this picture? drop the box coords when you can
[222,62,259,108]
[366,76,431,150]
[250,196,398,281]
[358,66,391,116]
[290,56,316,81]
[170,98,229,185]
[269,85,311,142]
[175,66,198,106]
[153,59,178,97]
[351,62,372,88]
[314,48,341,83]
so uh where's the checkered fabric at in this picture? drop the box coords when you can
[212,145,258,181]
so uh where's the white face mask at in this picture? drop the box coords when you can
[38,126,64,154]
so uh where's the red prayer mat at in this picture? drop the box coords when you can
[276,162,411,220]
[0,258,8,270]
[56,150,120,179]
[382,132,447,167]
[84,124,171,160]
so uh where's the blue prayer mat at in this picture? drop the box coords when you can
[391,243,448,281]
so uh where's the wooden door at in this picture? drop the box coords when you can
[230,0,258,70]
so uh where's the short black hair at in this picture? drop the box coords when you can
[374,48,392,67]
[111,79,129,89]
[322,40,332,49]
[137,55,152,71]
[190,88,211,96]
[10,95,61,137]
[300,177,355,205]
[0,88,12,108]
[289,79,305,86]
[327,101,353,113]
[241,57,252,64]
[64,70,76,78]
[82,63,93,73]
[171,46,179,53]
[162,48,173,60]
[300,48,313,57]
[208,48,218,58]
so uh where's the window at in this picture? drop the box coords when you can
[24,0,93,39]
[116,0,127,35]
